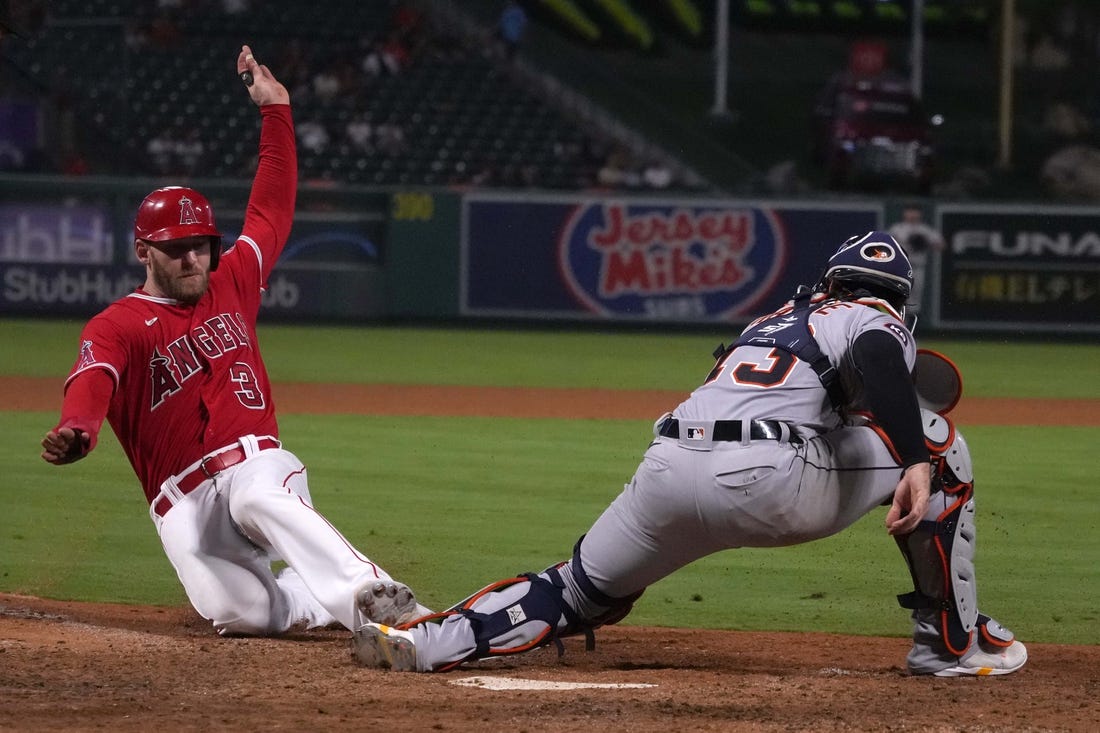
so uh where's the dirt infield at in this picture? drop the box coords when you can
[9,375,1100,425]
[6,377,1100,731]
[2,593,1098,732]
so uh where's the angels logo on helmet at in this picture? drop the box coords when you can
[178,196,200,226]
[134,186,225,270]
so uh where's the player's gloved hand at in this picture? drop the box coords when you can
[237,45,290,107]
[885,460,931,536]
[41,427,89,465]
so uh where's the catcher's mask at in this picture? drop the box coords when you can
[816,230,913,317]
[134,186,224,270]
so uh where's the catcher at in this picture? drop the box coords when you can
[353,231,1027,677]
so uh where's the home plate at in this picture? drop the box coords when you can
[452,676,657,691]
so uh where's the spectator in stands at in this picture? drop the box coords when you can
[362,30,411,77]
[62,151,89,176]
[147,128,178,176]
[1030,33,1070,71]
[495,1,528,61]
[312,63,341,104]
[391,1,424,39]
[297,118,331,155]
[147,10,182,48]
[175,128,205,176]
[124,19,150,51]
[390,0,428,57]
[374,116,407,156]
[279,40,314,106]
[888,206,945,316]
[0,140,25,171]
[597,146,636,189]
[642,160,673,189]
[345,112,374,153]
[221,0,249,14]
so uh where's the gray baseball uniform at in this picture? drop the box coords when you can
[579,296,912,597]
[382,294,919,671]
[354,232,1025,678]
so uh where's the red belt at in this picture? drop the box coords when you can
[153,437,281,518]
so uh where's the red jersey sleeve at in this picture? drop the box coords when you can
[234,104,297,286]
[56,369,115,454]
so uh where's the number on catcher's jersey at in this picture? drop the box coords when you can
[706,347,797,388]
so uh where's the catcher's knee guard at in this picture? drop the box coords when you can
[429,537,641,671]
[895,410,980,655]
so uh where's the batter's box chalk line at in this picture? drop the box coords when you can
[451,676,657,691]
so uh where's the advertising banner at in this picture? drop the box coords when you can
[462,195,880,322]
[0,208,388,320]
[216,211,386,266]
[0,262,383,320]
[937,205,1100,332]
[0,204,114,264]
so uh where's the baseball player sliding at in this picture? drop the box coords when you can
[354,231,1027,678]
[41,46,428,636]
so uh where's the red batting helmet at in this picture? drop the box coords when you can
[134,186,224,269]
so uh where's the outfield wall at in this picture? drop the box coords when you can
[1,175,1097,333]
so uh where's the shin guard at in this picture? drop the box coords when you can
[895,411,979,656]
[418,538,642,671]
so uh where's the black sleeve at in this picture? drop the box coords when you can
[851,329,929,468]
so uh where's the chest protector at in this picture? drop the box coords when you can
[721,289,846,411]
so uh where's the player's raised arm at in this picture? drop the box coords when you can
[235,45,296,272]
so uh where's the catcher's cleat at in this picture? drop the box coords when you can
[925,639,1028,678]
[352,623,418,672]
[356,581,420,626]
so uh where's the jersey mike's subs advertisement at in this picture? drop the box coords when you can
[461,195,879,323]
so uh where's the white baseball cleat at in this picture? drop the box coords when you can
[352,623,418,672]
[356,580,420,626]
[930,639,1028,677]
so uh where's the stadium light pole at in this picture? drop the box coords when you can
[711,0,732,119]
[910,0,924,99]
[997,0,1015,169]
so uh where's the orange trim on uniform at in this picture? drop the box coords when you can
[458,577,529,610]
[923,420,956,455]
[934,491,975,657]
[916,348,963,415]
[864,419,904,466]
[980,622,1014,648]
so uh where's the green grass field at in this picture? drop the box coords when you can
[2,318,1097,644]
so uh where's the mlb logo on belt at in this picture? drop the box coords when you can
[686,426,706,440]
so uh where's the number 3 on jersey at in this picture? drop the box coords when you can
[706,348,796,388]
[230,362,266,409]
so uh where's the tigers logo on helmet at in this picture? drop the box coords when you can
[861,243,896,262]
[820,231,913,300]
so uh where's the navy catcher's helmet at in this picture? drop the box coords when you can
[818,230,913,311]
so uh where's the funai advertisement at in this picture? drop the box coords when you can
[937,205,1100,332]
[461,195,880,323]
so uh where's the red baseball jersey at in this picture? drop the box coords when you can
[63,105,297,502]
